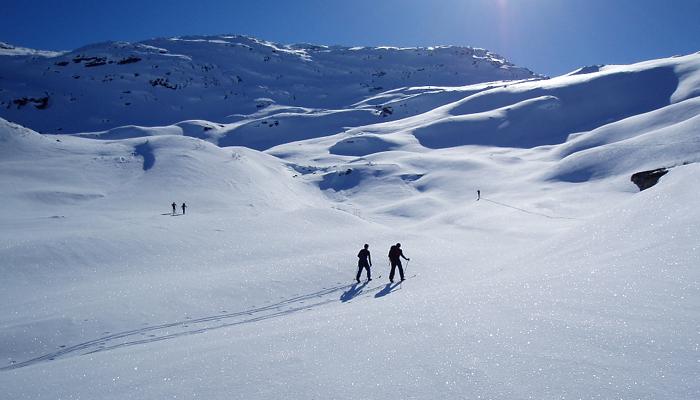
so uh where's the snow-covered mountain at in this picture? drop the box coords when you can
[0,41,62,57]
[0,35,699,399]
[0,35,537,134]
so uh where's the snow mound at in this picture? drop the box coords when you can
[0,118,319,213]
[545,100,700,182]
[0,118,51,154]
[216,109,378,150]
[413,95,564,148]
[328,134,399,156]
[76,120,223,140]
[413,63,682,149]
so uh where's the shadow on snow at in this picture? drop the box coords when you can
[374,282,402,298]
[2,279,391,371]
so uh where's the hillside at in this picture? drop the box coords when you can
[0,35,537,134]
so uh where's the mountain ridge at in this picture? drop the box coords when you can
[0,34,540,134]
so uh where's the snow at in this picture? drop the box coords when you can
[0,36,699,399]
[0,41,63,57]
[0,35,538,135]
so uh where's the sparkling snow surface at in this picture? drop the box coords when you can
[0,44,699,399]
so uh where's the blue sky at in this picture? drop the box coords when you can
[3,0,699,76]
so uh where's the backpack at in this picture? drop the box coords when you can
[388,245,399,259]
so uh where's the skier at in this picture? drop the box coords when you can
[477,190,481,201]
[181,202,187,215]
[388,243,410,282]
[356,244,372,283]
[171,202,177,215]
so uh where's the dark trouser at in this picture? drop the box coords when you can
[356,261,371,281]
[389,259,404,281]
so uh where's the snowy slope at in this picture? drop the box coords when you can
[72,53,700,153]
[0,44,699,400]
[0,35,537,134]
[0,41,62,57]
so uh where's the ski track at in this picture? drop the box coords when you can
[0,279,394,371]
[481,198,579,220]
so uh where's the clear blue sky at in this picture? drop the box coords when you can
[3,0,699,76]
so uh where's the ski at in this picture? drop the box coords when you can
[395,274,418,283]
[353,274,381,283]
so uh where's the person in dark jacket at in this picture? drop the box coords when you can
[356,244,372,282]
[171,202,177,215]
[388,243,410,282]
[181,202,187,215]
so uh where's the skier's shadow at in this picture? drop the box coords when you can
[340,281,368,302]
[374,282,401,298]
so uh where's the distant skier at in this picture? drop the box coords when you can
[388,243,410,282]
[477,190,481,201]
[181,202,187,215]
[356,244,372,283]
[171,202,177,215]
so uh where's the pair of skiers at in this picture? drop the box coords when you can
[356,243,410,283]
[171,202,187,215]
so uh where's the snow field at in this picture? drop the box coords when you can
[0,48,699,399]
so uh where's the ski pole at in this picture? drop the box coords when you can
[405,259,409,274]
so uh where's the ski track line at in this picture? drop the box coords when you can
[482,198,578,220]
[0,280,391,371]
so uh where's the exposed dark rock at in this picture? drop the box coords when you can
[12,98,29,107]
[149,77,178,89]
[378,106,393,117]
[34,96,49,109]
[631,168,668,191]
[12,96,49,110]
[54,61,70,67]
[73,55,107,66]
[84,58,107,67]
